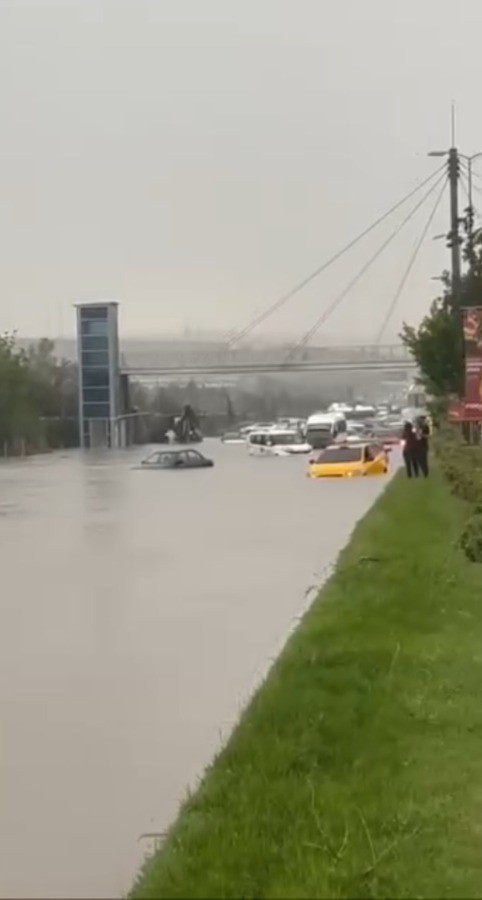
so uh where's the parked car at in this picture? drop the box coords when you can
[139,449,214,470]
[220,431,246,444]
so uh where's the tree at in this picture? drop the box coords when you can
[26,338,77,419]
[401,230,482,397]
[0,333,38,449]
[0,334,79,453]
[401,286,463,398]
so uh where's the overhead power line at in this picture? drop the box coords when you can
[285,171,447,359]
[228,163,447,346]
[459,171,470,203]
[460,160,482,183]
[375,176,448,344]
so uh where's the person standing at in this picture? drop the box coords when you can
[415,416,430,478]
[402,421,419,478]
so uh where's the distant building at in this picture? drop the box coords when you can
[76,301,123,448]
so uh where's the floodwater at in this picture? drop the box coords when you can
[0,440,398,899]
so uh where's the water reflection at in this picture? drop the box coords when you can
[0,441,397,899]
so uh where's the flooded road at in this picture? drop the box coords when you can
[0,441,398,898]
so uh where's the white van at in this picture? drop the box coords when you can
[305,412,347,450]
[247,429,311,456]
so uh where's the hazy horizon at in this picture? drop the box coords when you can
[1,0,481,344]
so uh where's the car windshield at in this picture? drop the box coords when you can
[347,410,375,421]
[270,432,302,445]
[318,446,363,463]
[144,452,175,465]
[307,424,332,433]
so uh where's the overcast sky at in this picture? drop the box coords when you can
[0,0,481,343]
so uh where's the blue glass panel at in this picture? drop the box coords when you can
[83,403,111,418]
[80,336,108,352]
[80,306,108,320]
[82,368,110,387]
[82,351,109,367]
[83,387,110,403]
[81,319,108,337]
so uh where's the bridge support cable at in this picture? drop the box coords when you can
[458,166,480,221]
[227,163,447,347]
[284,171,447,361]
[375,176,448,344]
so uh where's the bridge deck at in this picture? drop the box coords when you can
[119,344,413,376]
[120,345,413,376]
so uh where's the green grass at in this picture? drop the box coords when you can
[131,471,482,899]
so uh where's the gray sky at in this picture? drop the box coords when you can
[0,0,481,343]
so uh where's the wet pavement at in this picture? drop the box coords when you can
[0,440,398,898]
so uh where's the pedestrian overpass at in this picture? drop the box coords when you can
[76,301,414,447]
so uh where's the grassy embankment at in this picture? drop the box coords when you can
[132,469,482,899]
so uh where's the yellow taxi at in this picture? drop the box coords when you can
[308,440,389,478]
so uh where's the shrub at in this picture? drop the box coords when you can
[434,426,482,503]
[460,513,482,562]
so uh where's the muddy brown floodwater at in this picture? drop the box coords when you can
[0,440,398,899]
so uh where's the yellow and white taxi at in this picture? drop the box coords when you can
[308,441,389,478]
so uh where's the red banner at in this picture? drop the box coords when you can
[463,308,482,359]
[449,400,482,422]
[465,359,482,406]
[463,308,482,419]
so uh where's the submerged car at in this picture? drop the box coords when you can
[220,431,246,444]
[139,449,214,469]
[308,441,388,478]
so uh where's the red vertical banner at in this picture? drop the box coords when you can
[463,308,482,416]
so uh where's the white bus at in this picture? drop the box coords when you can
[305,412,347,449]
[247,428,311,456]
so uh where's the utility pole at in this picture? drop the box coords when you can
[466,158,475,265]
[448,146,462,305]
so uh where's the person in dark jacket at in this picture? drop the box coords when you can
[415,416,430,478]
[402,421,419,478]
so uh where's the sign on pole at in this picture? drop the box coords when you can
[462,308,482,419]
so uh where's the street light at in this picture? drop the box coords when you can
[427,147,462,299]
[428,148,482,234]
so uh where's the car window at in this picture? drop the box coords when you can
[159,453,175,465]
[146,452,161,464]
[318,446,363,463]
[269,432,301,445]
[186,450,202,461]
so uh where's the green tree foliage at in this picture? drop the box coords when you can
[401,229,482,397]
[401,286,463,397]
[0,334,77,453]
[0,334,37,448]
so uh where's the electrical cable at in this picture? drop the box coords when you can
[284,171,447,360]
[375,176,448,344]
[461,172,482,200]
[460,161,482,183]
[459,171,470,203]
[227,163,447,346]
